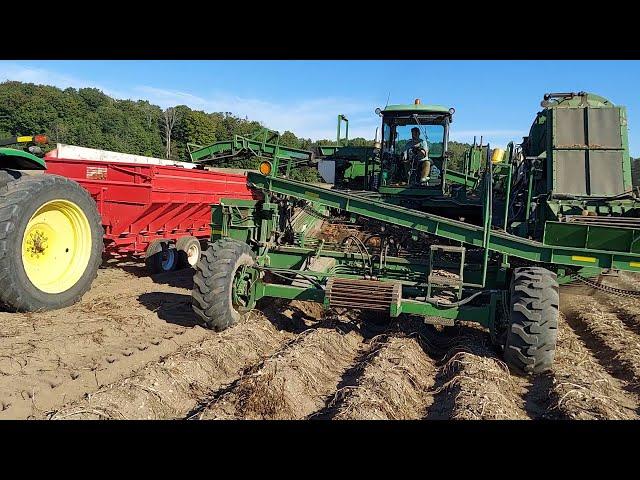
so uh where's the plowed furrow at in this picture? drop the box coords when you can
[546,309,638,419]
[47,312,293,420]
[307,333,389,419]
[617,272,640,290]
[328,334,437,420]
[590,281,640,337]
[198,327,363,420]
[424,325,528,420]
[561,293,640,393]
[1,326,211,419]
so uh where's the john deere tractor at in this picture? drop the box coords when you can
[190,92,640,375]
[0,135,102,311]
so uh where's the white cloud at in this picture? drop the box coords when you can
[0,62,524,144]
[0,62,378,141]
[134,85,378,141]
[0,62,126,99]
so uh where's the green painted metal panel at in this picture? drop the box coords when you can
[399,300,491,324]
[318,146,339,156]
[254,279,491,325]
[547,96,630,197]
[444,169,478,188]
[256,283,325,302]
[543,222,588,249]
[189,130,313,164]
[247,172,640,271]
[544,221,640,254]
[0,147,46,170]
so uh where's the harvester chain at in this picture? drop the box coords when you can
[571,274,640,298]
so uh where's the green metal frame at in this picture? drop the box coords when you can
[188,128,314,178]
[0,147,47,170]
[336,114,349,147]
[199,93,640,336]
[246,172,640,271]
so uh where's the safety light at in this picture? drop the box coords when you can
[414,98,421,105]
[259,161,272,176]
[34,135,48,144]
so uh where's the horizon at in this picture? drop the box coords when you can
[1,60,639,156]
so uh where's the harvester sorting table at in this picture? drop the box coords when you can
[188,93,640,375]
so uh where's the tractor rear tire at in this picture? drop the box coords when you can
[0,169,22,188]
[145,239,177,274]
[503,267,559,375]
[176,236,201,270]
[0,173,103,311]
[191,238,256,331]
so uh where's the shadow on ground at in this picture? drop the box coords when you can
[137,292,200,328]
[102,257,195,289]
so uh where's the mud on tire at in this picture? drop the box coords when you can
[191,238,257,331]
[504,266,559,375]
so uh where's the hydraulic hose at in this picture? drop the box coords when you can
[416,289,498,308]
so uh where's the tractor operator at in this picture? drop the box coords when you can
[401,127,430,184]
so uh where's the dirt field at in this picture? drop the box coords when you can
[2,256,640,420]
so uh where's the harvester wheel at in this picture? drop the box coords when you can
[504,267,559,375]
[0,173,103,311]
[145,239,177,274]
[176,236,201,269]
[191,238,257,331]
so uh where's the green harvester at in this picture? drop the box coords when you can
[189,92,640,375]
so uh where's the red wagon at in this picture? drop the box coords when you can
[44,146,259,274]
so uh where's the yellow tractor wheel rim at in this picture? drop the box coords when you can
[21,199,92,294]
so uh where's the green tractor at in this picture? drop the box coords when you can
[0,135,102,311]
[189,92,640,375]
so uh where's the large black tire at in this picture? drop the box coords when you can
[503,267,559,375]
[191,238,256,331]
[145,239,177,274]
[0,169,22,189]
[0,173,103,311]
[176,236,201,270]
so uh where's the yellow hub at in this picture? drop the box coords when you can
[22,199,92,294]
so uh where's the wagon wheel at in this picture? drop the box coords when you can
[176,236,201,270]
[145,239,177,274]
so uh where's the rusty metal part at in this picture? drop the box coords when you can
[326,278,401,311]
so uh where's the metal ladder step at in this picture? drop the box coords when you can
[428,244,466,300]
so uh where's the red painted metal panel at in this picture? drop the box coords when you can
[44,157,260,257]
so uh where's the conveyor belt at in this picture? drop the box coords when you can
[247,172,640,272]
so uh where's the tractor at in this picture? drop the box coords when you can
[0,135,102,311]
[189,92,640,375]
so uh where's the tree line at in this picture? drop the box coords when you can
[4,80,636,185]
[0,83,347,166]
[0,80,483,181]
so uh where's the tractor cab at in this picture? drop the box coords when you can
[377,99,454,196]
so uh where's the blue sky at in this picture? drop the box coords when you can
[1,60,639,156]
